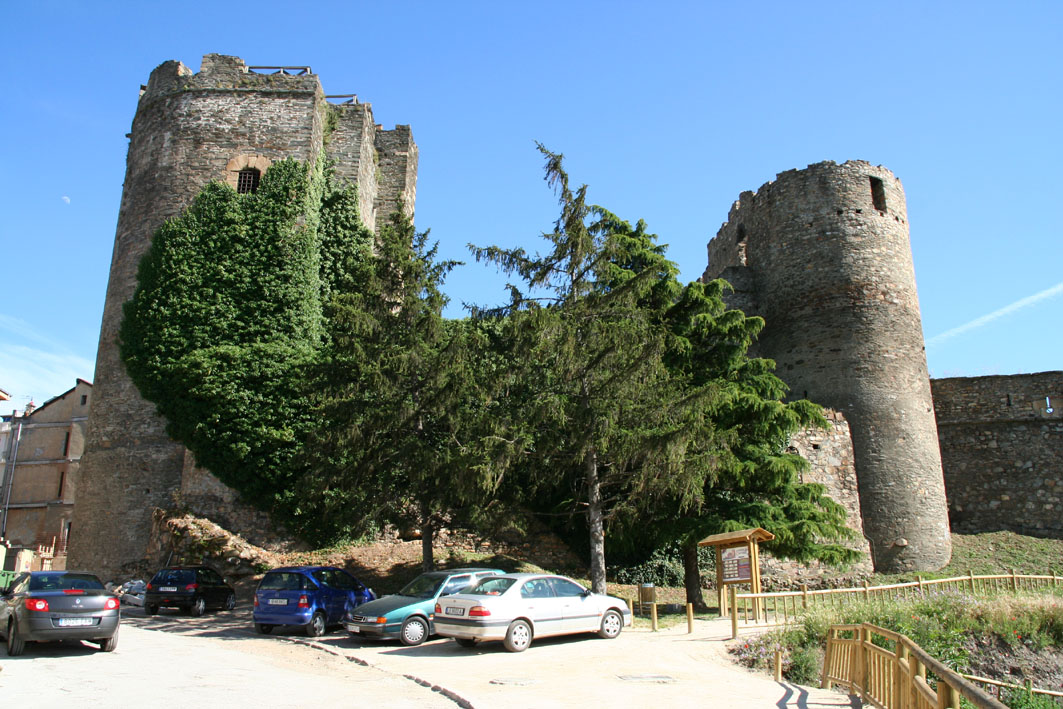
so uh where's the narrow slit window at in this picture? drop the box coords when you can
[62,432,71,457]
[736,224,747,243]
[237,168,261,194]
[870,176,887,212]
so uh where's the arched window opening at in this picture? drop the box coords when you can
[237,168,261,194]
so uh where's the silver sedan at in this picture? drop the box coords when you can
[433,573,631,652]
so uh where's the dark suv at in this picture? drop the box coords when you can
[144,566,235,616]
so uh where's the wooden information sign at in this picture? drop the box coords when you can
[698,527,774,618]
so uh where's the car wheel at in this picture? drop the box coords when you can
[145,604,158,616]
[255,623,273,634]
[98,628,119,653]
[224,592,236,611]
[503,620,532,653]
[399,616,428,646]
[190,597,206,617]
[305,612,326,638]
[6,619,26,656]
[598,609,623,639]
[454,638,478,648]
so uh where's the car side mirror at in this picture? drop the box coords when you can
[581,589,593,597]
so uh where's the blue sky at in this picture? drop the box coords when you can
[2,1,1060,409]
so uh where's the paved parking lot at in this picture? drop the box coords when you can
[1,605,858,708]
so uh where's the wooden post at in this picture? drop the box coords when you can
[820,628,834,689]
[650,602,658,632]
[801,584,808,610]
[686,602,694,634]
[853,625,864,697]
[773,649,782,681]
[894,641,907,709]
[1010,568,1018,593]
[969,570,976,593]
[917,575,924,596]
[937,680,957,709]
[730,586,739,640]
[863,579,870,601]
[913,658,926,709]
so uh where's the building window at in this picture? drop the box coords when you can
[736,224,747,243]
[80,394,87,406]
[58,469,66,498]
[870,176,887,212]
[237,168,261,194]
[62,432,71,458]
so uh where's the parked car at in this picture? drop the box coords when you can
[253,566,375,637]
[344,567,502,646]
[144,566,235,616]
[433,573,632,652]
[1,570,121,656]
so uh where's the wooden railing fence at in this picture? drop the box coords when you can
[821,623,1007,709]
[730,571,1062,638]
[961,674,1063,704]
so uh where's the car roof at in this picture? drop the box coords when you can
[263,565,344,573]
[492,572,568,580]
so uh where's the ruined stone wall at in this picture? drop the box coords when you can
[70,55,416,581]
[761,410,873,586]
[703,161,950,573]
[372,125,418,224]
[932,372,1063,538]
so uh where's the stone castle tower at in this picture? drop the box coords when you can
[69,55,417,579]
[702,161,951,573]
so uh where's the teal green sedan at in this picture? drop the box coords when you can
[343,567,502,646]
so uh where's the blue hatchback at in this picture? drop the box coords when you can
[253,566,375,637]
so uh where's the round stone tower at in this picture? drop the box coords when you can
[703,161,951,573]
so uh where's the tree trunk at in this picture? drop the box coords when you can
[420,499,435,571]
[683,538,709,612]
[586,448,607,594]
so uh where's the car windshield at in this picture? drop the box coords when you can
[466,577,517,596]
[398,573,445,598]
[259,572,311,591]
[151,569,194,586]
[29,573,104,591]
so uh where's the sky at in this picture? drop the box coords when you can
[1,1,1060,410]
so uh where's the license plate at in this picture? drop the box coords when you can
[160,586,177,592]
[348,625,360,633]
[445,607,465,616]
[58,617,95,627]
[268,598,287,605]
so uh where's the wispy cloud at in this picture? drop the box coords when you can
[61,195,71,204]
[927,281,1063,348]
[0,315,94,406]
[0,345,93,407]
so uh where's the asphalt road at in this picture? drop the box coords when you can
[0,606,858,708]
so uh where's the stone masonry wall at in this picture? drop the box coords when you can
[760,410,873,586]
[932,372,1063,538]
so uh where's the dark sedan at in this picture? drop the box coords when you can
[144,565,236,616]
[1,571,121,656]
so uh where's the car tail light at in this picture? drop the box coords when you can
[146,583,153,591]
[298,595,310,608]
[254,596,260,607]
[434,603,442,614]
[104,597,120,610]
[185,583,198,591]
[469,606,491,617]
[63,589,86,595]
[26,598,49,612]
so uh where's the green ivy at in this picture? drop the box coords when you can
[120,154,372,534]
